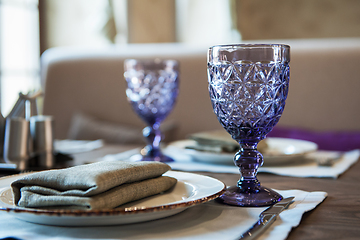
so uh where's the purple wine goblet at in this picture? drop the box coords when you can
[207,44,290,206]
[124,59,179,162]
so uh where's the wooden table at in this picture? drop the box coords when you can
[69,144,360,240]
[205,165,360,240]
[2,144,359,240]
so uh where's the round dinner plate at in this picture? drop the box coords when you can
[169,137,318,166]
[0,171,225,226]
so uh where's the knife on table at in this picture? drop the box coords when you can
[239,197,295,240]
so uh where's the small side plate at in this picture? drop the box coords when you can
[169,138,318,166]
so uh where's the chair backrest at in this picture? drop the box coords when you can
[41,39,360,141]
[41,43,217,140]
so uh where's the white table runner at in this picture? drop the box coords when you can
[102,149,359,179]
[0,189,327,240]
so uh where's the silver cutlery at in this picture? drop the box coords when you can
[315,153,343,166]
[239,196,295,240]
[0,162,17,170]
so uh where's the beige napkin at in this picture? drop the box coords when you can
[11,161,177,210]
[188,130,268,153]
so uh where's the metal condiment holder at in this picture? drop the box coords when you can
[1,90,55,171]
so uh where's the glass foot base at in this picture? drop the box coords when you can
[216,185,283,207]
[130,154,174,162]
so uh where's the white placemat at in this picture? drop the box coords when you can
[0,189,327,240]
[259,150,359,178]
[102,148,360,179]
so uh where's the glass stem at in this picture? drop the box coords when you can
[142,123,162,157]
[234,141,263,193]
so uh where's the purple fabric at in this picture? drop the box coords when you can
[267,127,360,151]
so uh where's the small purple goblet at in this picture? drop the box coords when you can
[207,44,290,206]
[124,59,179,162]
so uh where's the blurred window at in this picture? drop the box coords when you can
[175,0,241,45]
[0,0,40,116]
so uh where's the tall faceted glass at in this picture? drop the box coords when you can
[207,44,290,206]
[124,59,179,162]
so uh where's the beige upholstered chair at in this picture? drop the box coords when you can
[41,43,213,142]
[41,39,360,147]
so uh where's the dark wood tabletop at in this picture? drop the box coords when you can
[1,144,359,240]
[205,159,360,240]
[69,144,360,240]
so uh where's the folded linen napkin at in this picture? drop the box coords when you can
[11,161,176,210]
[187,130,268,153]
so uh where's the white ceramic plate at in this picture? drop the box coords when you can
[54,139,104,154]
[169,138,318,166]
[0,171,225,226]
